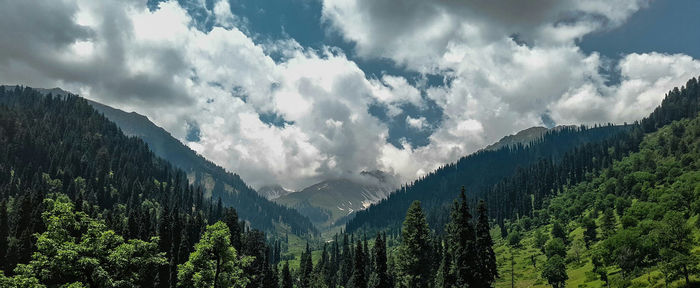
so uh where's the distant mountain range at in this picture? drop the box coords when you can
[6,85,316,235]
[272,170,398,228]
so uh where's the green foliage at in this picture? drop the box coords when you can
[348,241,367,288]
[396,201,433,288]
[4,194,165,287]
[541,255,567,288]
[533,228,548,254]
[446,188,479,287]
[550,221,567,244]
[544,238,566,259]
[475,200,499,286]
[653,211,698,285]
[507,230,522,248]
[581,215,597,248]
[370,233,392,288]
[177,221,252,288]
[280,262,292,288]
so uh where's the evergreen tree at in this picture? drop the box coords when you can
[371,233,391,288]
[280,262,293,288]
[158,202,172,288]
[475,200,498,287]
[299,242,313,288]
[591,251,608,287]
[396,201,432,288]
[550,220,567,244]
[0,200,8,271]
[446,187,478,287]
[582,215,597,248]
[349,241,367,288]
[434,239,453,288]
[600,208,616,239]
[222,208,242,252]
[340,234,353,285]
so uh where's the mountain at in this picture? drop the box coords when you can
[482,126,549,151]
[274,170,398,227]
[257,184,294,200]
[7,85,316,235]
[490,78,700,287]
[0,86,286,287]
[346,122,633,234]
[482,125,580,152]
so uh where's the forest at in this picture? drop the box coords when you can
[0,76,699,287]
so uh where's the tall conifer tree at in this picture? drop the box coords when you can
[396,201,433,287]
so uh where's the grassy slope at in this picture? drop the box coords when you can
[495,117,700,288]
[493,217,699,288]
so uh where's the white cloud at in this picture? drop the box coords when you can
[0,0,698,191]
[321,0,700,183]
[406,116,427,130]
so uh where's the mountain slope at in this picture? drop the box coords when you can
[347,124,632,234]
[257,184,294,200]
[10,85,315,235]
[275,171,397,227]
[0,86,287,286]
[494,99,700,287]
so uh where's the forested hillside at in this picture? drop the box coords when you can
[348,78,700,237]
[86,97,314,235]
[347,124,631,234]
[494,101,700,287]
[0,86,295,286]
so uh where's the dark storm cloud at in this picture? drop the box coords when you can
[0,0,192,106]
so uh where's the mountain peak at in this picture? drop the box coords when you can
[257,184,295,200]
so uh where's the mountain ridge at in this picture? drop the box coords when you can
[2,85,316,235]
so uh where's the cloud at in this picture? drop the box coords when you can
[405,116,427,130]
[321,0,699,181]
[0,0,414,190]
[322,0,651,69]
[0,0,698,191]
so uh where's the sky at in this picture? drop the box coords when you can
[1,0,699,190]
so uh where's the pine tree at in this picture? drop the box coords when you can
[341,234,353,285]
[349,240,367,288]
[550,220,567,244]
[371,233,392,288]
[281,262,293,288]
[582,215,597,248]
[328,235,340,288]
[601,208,616,239]
[0,200,8,271]
[299,242,313,288]
[446,187,477,287]
[435,239,453,288]
[475,200,498,287]
[396,201,432,288]
[222,208,242,251]
[158,202,172,288]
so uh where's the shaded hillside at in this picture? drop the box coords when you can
[346,123,630,234]
[0,86,289,287]
[4,86,316,235]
